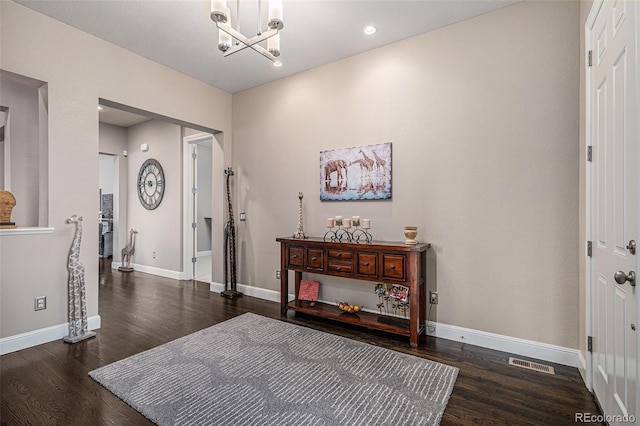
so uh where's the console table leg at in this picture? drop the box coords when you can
[280,244,288,316]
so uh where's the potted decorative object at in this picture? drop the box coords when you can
[403,226,418,245]
[0,190,16,229]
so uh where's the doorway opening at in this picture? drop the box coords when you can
[183,132,214,282]
[97,98,222,282]
[98,153,117,260]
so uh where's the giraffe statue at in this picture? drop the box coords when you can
[64,215,96,343]
[118,228,138,272]
[372,149,387,175]
[293,192,307,239]
[221,167,242,298]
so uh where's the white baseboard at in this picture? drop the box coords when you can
[210,281,294,302]
[209,282,580,368]
[0,315,101,355]
[577,350,589,388]
[111,261,183,280]
[427,321,579,368]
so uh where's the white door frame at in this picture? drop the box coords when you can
[584,1,639,421]
[182,132,212,280]
[583,0,600,392]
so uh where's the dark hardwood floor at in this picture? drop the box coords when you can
[1,258,602,425]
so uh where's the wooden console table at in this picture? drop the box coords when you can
[277,237,430,347]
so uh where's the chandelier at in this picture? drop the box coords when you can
[210,0,284,63]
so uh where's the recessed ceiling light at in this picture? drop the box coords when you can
[273,61,283,67]
[364,25,377,35]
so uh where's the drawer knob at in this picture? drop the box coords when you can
[390,265,396,270]
[312,257,317,261]
[336,266,342,271]
[364,262,369,266]
[292,254,298,259]
[337,253,342,257]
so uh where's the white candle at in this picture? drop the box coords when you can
[343,218,352,228]
[326,218,335,228]
[362,219,371,229]
[335,216,343,226]
[352,216,360,227]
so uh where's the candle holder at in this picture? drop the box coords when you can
[292,192,307,240]
[323,227,338,242]
[352,226,373,243]
[335,225,354,242]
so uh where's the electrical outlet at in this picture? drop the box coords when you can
[34,296,46,311]
[276,270,281,279]
[429,291,438,304]
[239,212,246,221]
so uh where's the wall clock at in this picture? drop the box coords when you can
[137,158,165,210]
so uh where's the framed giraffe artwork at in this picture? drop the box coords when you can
[320,142,392,201]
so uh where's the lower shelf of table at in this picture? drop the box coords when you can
[287,300,424,338]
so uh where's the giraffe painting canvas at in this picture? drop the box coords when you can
[64,215,96,343]
[320,142,392,201]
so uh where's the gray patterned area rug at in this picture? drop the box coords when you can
[89,313,458,426]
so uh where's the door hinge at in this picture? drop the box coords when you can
[192,222,197,229]
[192,257,197,263]
[587,336,593,352]
[587,241,593,257]
[587,146,592,162]
[588,50,593,67]
[192,187,197,194]
[192,152,197,160]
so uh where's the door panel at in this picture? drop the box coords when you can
[589,0,637,422]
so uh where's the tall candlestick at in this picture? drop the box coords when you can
[343,218,352,228]
[335,215,343,226]
[352,216,360,227]
[362,219,371,229]
[327,218,335,228]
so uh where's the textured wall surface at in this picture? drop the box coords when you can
[233,1,580,348]
[0,0,231,338]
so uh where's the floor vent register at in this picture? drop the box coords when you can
[508,357,555,375]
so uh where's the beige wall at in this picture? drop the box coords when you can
[0,72,44,227]
[0,1,231,339]
[233,1,580,348]
[126,120,182,272]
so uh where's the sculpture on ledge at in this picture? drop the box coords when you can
[0,190,16,229]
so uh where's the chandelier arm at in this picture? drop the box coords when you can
[217,24,278,49]
[223,41,277,62]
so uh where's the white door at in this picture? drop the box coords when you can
[589,0,638,423]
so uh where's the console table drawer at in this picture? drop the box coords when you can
[327,263,353,274]
[382,254,405,280]
[328,250,353,260]
[356,253,378,276]
[287,246,304,267]
[306,248,324,271]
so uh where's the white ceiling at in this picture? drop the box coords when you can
[16,0,520,95]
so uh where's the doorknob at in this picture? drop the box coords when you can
[614,270,636,286]
[626,239,636,255]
